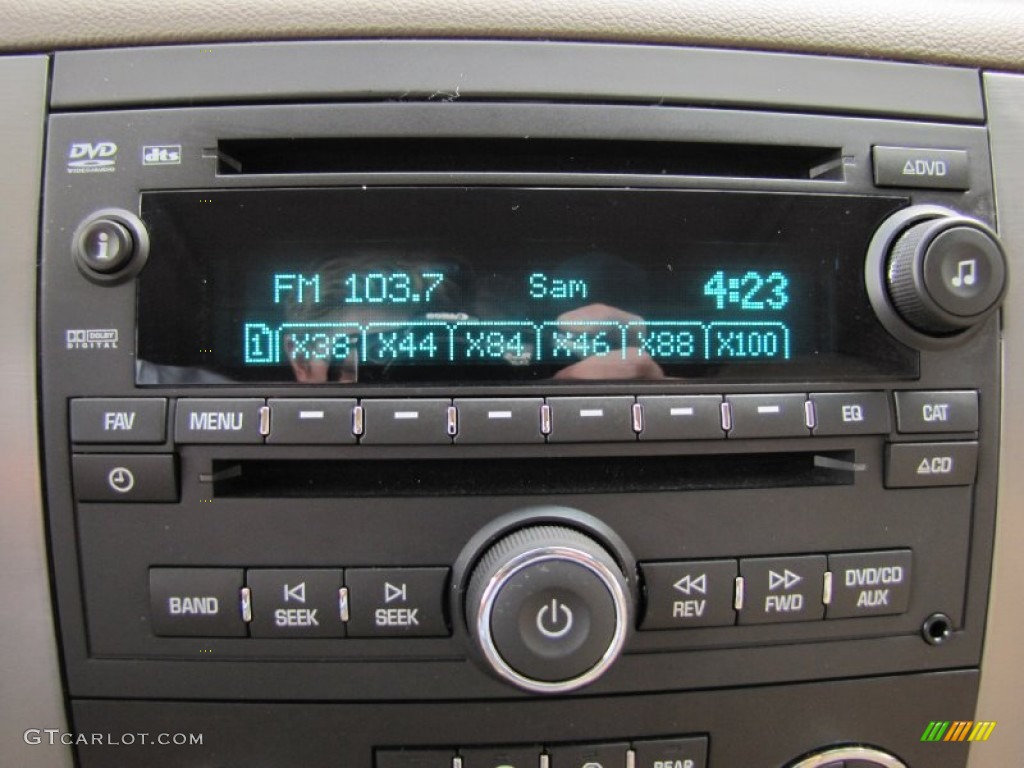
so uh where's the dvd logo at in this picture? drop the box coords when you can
[143,145,182,166]
[67,142,118,173]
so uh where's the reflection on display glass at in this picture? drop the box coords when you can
[137,188,917,384]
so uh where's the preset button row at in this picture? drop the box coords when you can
[640,550,913,630]
[149,567,448,638]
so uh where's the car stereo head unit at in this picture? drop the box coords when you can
[37,41,1006,768]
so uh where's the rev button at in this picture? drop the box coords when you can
[640,560,737,629]
[345,568,449,637]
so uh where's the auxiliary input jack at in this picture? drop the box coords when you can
[922,613,953,645]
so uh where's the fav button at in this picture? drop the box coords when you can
[739,555,826,624]
[345,567,449,637]
[175,398,266,443]
[70,398,167,443]
[149,568,246,637]
[894,390,979,433]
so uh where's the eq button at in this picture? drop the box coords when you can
[810,392,891,436]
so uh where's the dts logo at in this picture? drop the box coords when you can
[67,141,118,173]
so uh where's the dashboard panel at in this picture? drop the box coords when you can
[1,4,1023,768]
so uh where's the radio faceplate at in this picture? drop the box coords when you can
[38,49,1002,767]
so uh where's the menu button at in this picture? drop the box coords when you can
[175,398,266,443]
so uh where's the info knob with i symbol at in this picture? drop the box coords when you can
[71,209,150,283]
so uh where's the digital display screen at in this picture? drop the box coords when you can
[137,188,916,384]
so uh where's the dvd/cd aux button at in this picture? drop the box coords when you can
[149,568,246,637]
[827,550,912,619]
[885,441,978,487]
[175,398,265,444]
[71,398,167,443]
[637,395,724,441]
[454,398,544,444]
[246,569,346,637]
[345,567,449,637]
[73,454,178,502]
[810,392,891,436]
[894,390,979,433]
[546,396,635,443]
[360,399,452,445]
[725,394,809,438]
[267,399,357,444]
[640,560,737,629]
[738,555,826,624]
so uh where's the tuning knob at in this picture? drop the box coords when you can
[464,524,631,693]
[883,211,1007,335]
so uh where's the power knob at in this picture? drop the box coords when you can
[464,523,631,694]
[866,206,1008,345]
[787,745,906,767]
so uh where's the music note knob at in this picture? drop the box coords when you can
[885,212,1007,335]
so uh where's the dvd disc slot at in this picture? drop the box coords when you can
[216,137,844,180]
[211,450,855,498]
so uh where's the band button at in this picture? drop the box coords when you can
[149,568,246,637]
[810,392,891,436]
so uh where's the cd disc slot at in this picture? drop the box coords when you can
[211,450,855,498]
[216,137,844,180]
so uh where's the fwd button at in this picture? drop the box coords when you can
[739,555,826,624]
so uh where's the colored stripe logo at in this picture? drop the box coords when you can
[921,721,997,742]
